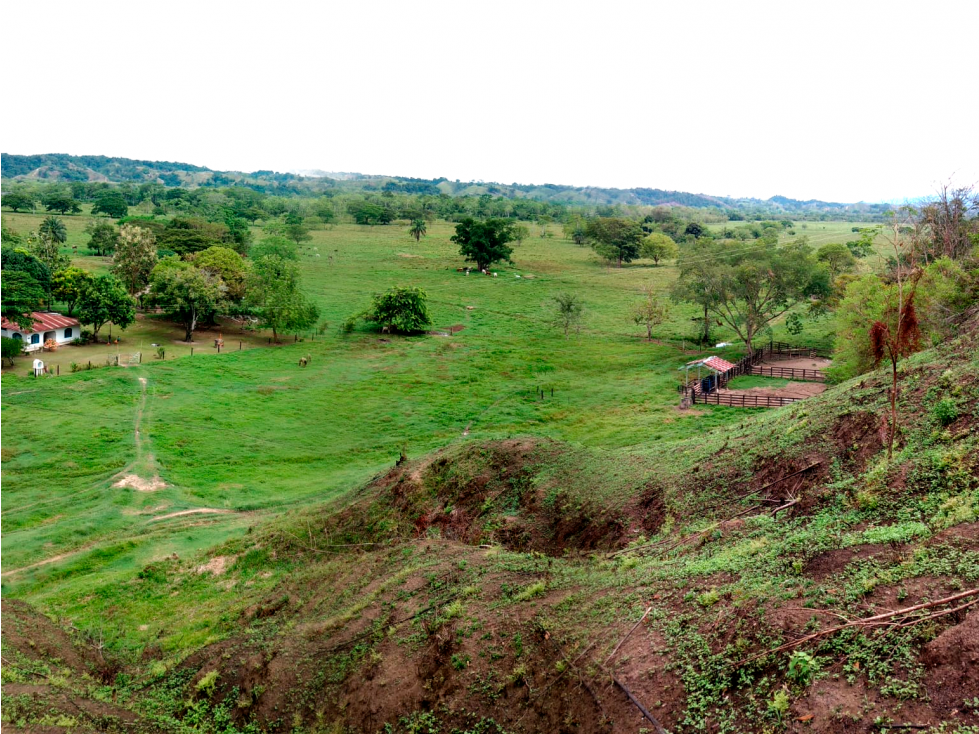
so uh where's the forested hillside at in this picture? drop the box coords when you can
[2,153,893,220]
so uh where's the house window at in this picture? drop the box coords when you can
[12,332,22,340]
[31,334,40,344]
[64,327,73,339]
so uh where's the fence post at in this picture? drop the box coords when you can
[239,341,242,351]
[191,347,194,357]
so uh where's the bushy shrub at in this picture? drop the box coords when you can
[932,398,959,426]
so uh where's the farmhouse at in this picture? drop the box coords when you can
[1,312,80,352]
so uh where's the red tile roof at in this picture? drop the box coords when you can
[1,312,81,334]
[702,356,736,373]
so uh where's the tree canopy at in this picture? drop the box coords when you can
[112,224,158,295]
[640,233,679,265]
[77,274,136,338]
[673,240,827,355]
[364,286,431,334]
[149,258,225,341]
[451,217,516,271]
[52,267,93,317]
[87,222,120,256]
[587,217,644,266]
[245,253,319,342]
[91,190,129,218]
[1,270,46,329]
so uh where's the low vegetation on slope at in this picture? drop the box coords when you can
[3,312,977,734]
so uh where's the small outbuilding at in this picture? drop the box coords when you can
[680,355,736,394]
[1,312,81,352]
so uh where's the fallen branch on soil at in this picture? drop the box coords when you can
[604,606,652,665]
[610,504,762,559]
[513,642,597,726]
[611,675,669,734]
[736,588,979,666]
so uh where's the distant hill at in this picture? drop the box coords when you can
[1,152,891,218]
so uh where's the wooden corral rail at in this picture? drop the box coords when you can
[693,391,801,408]
[678,340,830,394]
[749,365,825,381]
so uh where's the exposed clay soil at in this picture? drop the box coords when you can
[760,356,832,370]
[717,381,827,399]
[113,474,167,491]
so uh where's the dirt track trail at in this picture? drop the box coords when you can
[112,373,168,491]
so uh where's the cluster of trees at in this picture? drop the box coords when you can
[1,214,319,351]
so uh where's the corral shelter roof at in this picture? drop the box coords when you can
[1,312,81,335]
[681,355,736,373]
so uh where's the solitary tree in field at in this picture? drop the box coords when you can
[408,219,427,242]
[672,240,827,356]
[39,216,68,246]
[631,286,669,340]
[112,224,158,296]
[451,217,516,271]
[43,195,81,215]
[87,222,120,256]
[364,286,431,333]
[91,190,129,219]
[640,233,679,265]
[246,254,319,342]
[3,192,36,213]
[550,292,585,337]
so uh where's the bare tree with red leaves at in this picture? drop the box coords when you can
[870,218,923,461]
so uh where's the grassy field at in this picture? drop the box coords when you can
[0,215,855,608]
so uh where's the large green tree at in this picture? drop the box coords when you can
[587,217,644,267]
[91,190,129,218]
[245,254,319,342]
[451,217,516,271]
[149,258,225,341]
[640,233,678,265]
[43,195,81,215]
[51,267,93,316]
[2,192,36,213]
[112,224,158,296]
[2,248,52,296]
[673,240,827,356]
[87,222,120,256]
[77,274,136,339]
[1,271,46,329]
[364,286,431,334]
[192,246,248,301]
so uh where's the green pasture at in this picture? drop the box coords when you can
[1,217,843,609]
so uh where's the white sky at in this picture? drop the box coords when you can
[4,0,978,203]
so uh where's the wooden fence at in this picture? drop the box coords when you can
[680,340,829,394]
[692,391,801,408]
[749,365,825,381]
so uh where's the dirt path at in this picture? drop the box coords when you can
[0,546,93,578]
[147,508,234,522]
[112,373,167,491]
